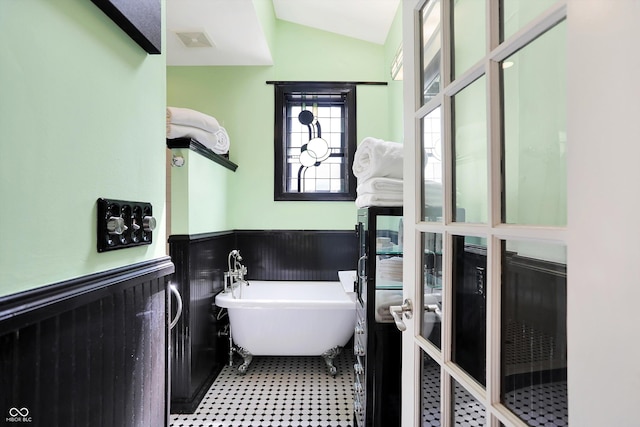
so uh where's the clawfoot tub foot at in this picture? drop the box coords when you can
[321,346,342,376]
[235,346,253,374]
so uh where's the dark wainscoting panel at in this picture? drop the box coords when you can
[502,251,567,390]
[452,242,488,386]
[503,252,567,339]
[234,230,359,281]
[0,257,174,427]
[168,232,233,413]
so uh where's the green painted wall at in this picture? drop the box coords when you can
[384,6,404,144]
[0,0,167,296]
[167,66,276,231]
[272,20,385,82]
[169,149,231,234]
[167,6,403,232]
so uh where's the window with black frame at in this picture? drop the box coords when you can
[273,82,357,201]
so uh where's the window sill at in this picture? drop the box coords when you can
[274,193,356,202]
[167,138,238,172]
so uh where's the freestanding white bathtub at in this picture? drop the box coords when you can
[215,280,356,375]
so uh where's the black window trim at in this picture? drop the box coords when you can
[273,82,358,202]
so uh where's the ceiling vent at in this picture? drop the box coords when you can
[174,31,214,48]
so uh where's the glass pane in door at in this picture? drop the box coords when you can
[452,0,486,79]
[421,0,442,104]
[421,350,441,426]
[501,240,568,426]
[502,21,566,226]
[453,76,487,223]
[501,0,560,41]
[452,378,486,425]
[422,232,443,347]
[422,107,444,221]
[452,236,487,386]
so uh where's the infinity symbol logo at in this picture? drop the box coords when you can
[9,407,29,417]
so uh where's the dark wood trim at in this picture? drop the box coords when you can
[91,0,161,54]
[233,229,359,234]
[506,253,567,277]
[266,80,387,86]
[168,230,234,243]
[167,138,238,172]
[0,257,174,334]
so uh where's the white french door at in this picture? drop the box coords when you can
[401,0,569,426]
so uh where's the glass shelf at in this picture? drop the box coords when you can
[377,244,403,256]
[376,279,403,290]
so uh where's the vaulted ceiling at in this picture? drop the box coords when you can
[166,0,400,66]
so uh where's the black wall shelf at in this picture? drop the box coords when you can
[167,138,238,172]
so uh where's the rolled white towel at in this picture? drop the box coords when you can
[167,124,229,155]
[357,177,403,196]
[167,106,220,133]
[214,127,230,154]
[355,193,402,209]
[352,137,403,182]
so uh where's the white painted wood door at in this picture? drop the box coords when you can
[399,0,580,425]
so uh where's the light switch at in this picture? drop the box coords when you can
[97,198,154,252]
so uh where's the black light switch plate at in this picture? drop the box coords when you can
[97,198,154,252]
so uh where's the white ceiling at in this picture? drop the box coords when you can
[166,0,400,66]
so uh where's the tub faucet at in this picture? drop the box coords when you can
[225,250,248,298]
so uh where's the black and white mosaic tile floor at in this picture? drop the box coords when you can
[421,363,568,426]
[170,350,355,427]
[171,347,567,427]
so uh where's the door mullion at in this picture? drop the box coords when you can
[440,369,452,427]
[487,235,502,424]
[486,0,502,419]
[440,1,453,425]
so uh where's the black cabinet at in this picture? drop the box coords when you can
[354,207,403,427]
